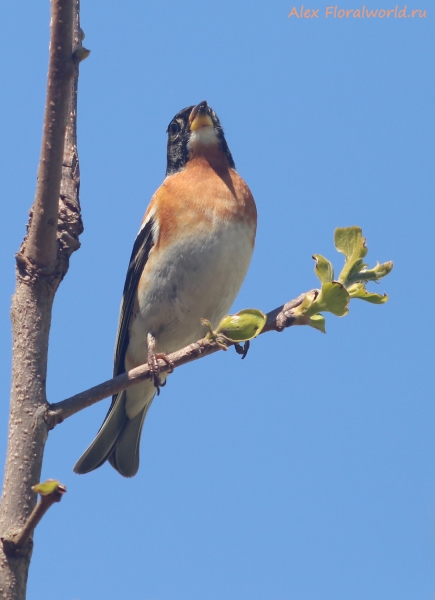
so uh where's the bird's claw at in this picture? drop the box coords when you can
[147,333,175,395]
[234,340,250,359]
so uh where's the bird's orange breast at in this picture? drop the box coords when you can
[143,153,257,251]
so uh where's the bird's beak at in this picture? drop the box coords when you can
[189,101,213,131]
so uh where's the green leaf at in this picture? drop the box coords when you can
[312,254,334,284]
[292,291,317,316]
[216,309,267,342]
[334,226,367,260]
[347,283,389,304]
[307,282,350,317]
[347,261,394,284]
[346,258,367,282]
[334,226,368,285]
[308,313,326,333]
[32,480,62,496]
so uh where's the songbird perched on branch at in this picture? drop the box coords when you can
[74,101,257,477]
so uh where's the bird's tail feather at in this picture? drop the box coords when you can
[108,403,151,478]
[73,391,128,475]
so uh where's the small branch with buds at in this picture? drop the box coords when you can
[1,481,66,557]
[46,226,393,428]
[45,291,312,427]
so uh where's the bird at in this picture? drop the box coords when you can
[74,101,257,477]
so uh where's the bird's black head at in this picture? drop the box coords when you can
[165,101,235,176]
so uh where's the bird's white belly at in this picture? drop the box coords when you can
[128,220,254,363]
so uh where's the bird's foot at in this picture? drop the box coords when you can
[147,333,175,395]
[234,340,250,359]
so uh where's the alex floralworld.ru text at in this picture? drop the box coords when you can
[288,5,427,18]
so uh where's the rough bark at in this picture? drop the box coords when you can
[0,2,83,598]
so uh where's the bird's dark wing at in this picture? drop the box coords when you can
[114,217,155,377]
[73,218,155,475]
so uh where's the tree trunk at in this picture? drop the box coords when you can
[0,1,83,597]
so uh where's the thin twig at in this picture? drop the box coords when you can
[46,290,316,426]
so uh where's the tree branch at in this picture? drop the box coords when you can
[23,0,75,272]
[46,291,314,426]
[1,483,66,557]
[0,2,84,598]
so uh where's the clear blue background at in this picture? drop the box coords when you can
[1,1,434,599]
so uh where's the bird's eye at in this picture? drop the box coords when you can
[168,121,180,136]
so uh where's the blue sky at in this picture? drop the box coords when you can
[1,1,434,599]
